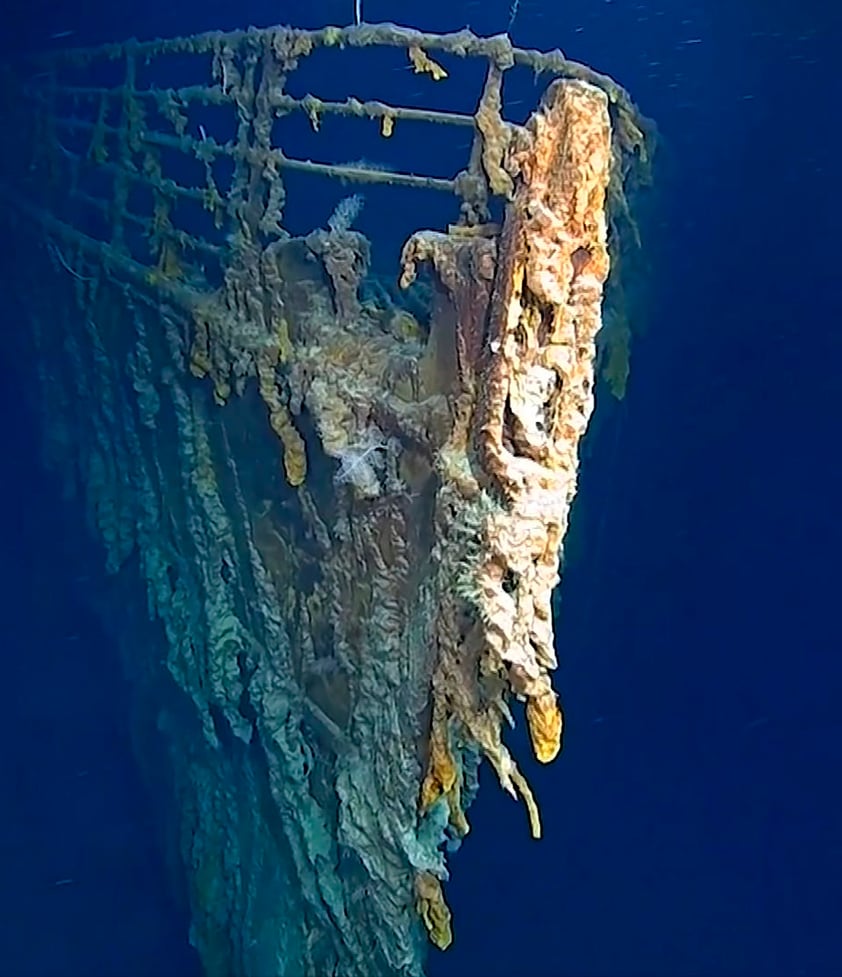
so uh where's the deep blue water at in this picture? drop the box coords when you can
[1,0,839,974]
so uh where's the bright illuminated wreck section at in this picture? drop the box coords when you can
[0,24,650,977]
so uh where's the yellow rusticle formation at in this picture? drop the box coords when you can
[526,691,564,763]
[420,706,458,811]
[408,46,448,81]
[475,63,514,198]
[419,702,471,839]
[256,348,307,487]
[189,314,213,380]
[415,872,453,950]
[189,310,231,405]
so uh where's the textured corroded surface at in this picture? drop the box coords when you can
[413,80,613,842]
[477,79,612,764]
[0,23,649,977]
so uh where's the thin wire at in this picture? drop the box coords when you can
[507,0,519,31]
[48,240,94,282]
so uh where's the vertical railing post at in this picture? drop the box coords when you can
[111,43,137,254]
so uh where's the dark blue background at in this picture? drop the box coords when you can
[1,0,839,974]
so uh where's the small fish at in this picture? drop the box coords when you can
[53,878,74,887]
[50,30,75,39]
[744,717,770,731]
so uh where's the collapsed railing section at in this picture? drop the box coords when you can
[14,23,648,298]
